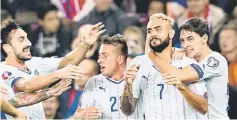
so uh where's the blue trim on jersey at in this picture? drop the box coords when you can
[1,112,7,119]
[106,77,124,84]
[190,63,204,79]
[17,69,31,75]
[11,77,22,88]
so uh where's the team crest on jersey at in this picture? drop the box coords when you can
[1,71,12,80]
[207,56,219,68]
[34,70,39,76]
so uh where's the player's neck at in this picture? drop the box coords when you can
[195,46,212,62]
[111,65,126,81]
[154,46,172,62]
[5,56,28,71]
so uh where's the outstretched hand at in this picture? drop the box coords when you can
[81,22,106,46]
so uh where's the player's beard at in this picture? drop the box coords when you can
[16,53,31,61]
[14,47,31,61]
[149,35,170,53]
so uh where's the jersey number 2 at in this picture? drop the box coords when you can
[110,97,118,112]
[157,84,164,99]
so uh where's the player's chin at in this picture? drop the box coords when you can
[24,55,32,60]
[21,55,32,61]
[185,52,194,58]
[101,72,108,76]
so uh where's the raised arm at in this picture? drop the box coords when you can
[58,22,106,69]
[148,51,200,83]
[9,79,71,107]
[121,65,139,116]
[14,65,83,92]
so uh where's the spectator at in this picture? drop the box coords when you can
[71,24,99,61]
[219,23,237,119]
[57,59,99,119]
[43,97,59,119]
[50,0,95,22]
[77,0,139,36]
[176,0,227,51]
[219,22,237,64]
[148,0,166,17]
[140,0,167,36]
[29,4,72,57]
[123,26,145,56]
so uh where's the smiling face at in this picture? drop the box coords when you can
[180,29,206,58]
[3,28,32,61]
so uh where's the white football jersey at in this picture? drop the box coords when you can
[0,77,15,101]
[0,57,61,119]
[131,55,207,119]
[81,74,144,119]
[191,52,229,119]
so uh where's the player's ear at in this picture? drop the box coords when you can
[118,55,125,65]
[202,34,208,44]
[169,28,175,39]
[2,44,13,55]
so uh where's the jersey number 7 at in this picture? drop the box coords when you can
[157,84,164,99]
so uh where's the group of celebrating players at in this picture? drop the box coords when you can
[0,13,229,119]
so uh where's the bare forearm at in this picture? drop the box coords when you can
[179,86,208,114]
[151,57,199,82]
[23,72,60,92]
[1,98,19,117]
[121,84,137,116]
[9,89,52,108]
[59,42,90,69]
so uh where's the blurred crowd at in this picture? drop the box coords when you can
[1,0,237,119]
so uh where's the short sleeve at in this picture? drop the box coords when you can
[190,53,228,81]
[0,68,22,89]
[27,57,62,75]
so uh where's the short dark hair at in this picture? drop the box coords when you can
[100,34,128,59]
[180,18,209,37]
[37,4,58,20]
[1,19,21,57]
